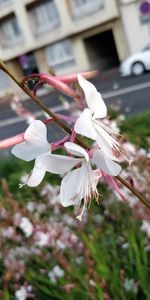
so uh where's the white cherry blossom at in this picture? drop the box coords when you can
[74,74,126,160]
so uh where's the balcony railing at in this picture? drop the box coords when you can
[71,0,104,19]
[28,0,60,37]
[0,16,24,49]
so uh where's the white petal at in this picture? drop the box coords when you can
[36,153,81,174]
[27,164,46,187]
[64,142,89,161]
[11,120,50,161]
[94,121,122,160]
[12,142,50,161]
[77,74,107,118]
[98,120,118,135]
[60,168,83,207]
[74,108,96,140]
[25,120,49,149]
[92,149,122,176]
[93,122,114,156]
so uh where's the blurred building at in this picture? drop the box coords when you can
[0,0,149,94]
[0,0,127,94]
[120,0,150,54]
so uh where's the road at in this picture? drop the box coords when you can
[0,68,150,157]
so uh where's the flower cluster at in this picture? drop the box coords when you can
[0,162,149,299]
[11,75,126,219]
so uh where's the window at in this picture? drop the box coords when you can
[0,16,23,48]
[28,0,60,37]
[0,70,11,90]
[0,0,11,8]
[71,0,104,18]
[73,0,98,5]
[44,40,75,69]
[142,45,150,52]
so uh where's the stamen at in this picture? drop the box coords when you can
[75,162,100,219]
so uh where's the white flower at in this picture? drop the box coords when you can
[12,120,50,161]
[60,142,121,220]
[123,278,138,294]
[141,220,150,238]
[48,265,64,283]
[19,217,33,238]
[35,231,49,247]
[11,120,122,219]
[11,120,81,187]
[59,142,100,220]
[53,265,65,277]
[15,287,27,300]
[26,201,35,212]
[74,74,126,160]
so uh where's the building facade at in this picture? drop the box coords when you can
[0,0,142,95]
[120,0,150,54]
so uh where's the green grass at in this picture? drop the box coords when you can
[120,112,150,149]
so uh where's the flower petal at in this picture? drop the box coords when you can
[95,127,112,157]
[64,142,89,161]
[36,153,81,174]
[25,120,50,150]
[94,121,119,158]
[92,149,122,176]
[11,120,50,161]
[27,164,46,187]
[12,141,50,161]
[77,74,107,118]
[74,108,96,140]
[60,168,84,207]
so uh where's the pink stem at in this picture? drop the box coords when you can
[43,118,54,125]
[22,70,98,85]
[44,114,77,124]
[0,133,24,149]
[70,128,76,142]
[0,114,73,149]
[21,71,98,99]
[104,174,127,202]
[55,70,99,83]
[51,134,70,150]
[56,113,77,123]
[52,144,67,151]
[39,74,80,98]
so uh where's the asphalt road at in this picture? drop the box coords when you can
[0,68,150,157]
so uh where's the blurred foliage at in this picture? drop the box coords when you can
[0,158,150,299]
[0,111,150,299]
[108,108,119,120]
[25,206,150,300]
[120,112,150,150]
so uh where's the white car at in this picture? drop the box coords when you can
[119,45,150,76]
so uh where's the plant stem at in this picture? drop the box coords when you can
[0,61,149,209]
[116,175,150,208]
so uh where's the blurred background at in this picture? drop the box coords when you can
[1,0,150,150]
[0,1,150,299]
